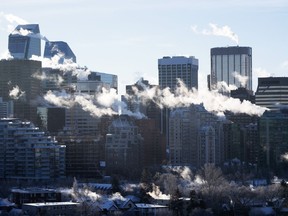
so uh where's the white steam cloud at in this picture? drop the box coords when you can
[0,50,13,60]
[216,81,237,93]
[148,184,170,200]
[281,153,288,161]
[44,90,117,117]
[254,67,272,78]
[130,79,266,116]
[0,12,28,33]
[42,78,267,119]
[11,27,49,42]
[233,71,248,87]
[32,71,64,87]
[9,85,25,100]
[191,23,239,44]
[30,55,89,81]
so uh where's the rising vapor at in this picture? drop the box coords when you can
[30,55,88,80]
[9,85,25,100]
[44,90,117,117]
[0,12,28,33]
[233,71,248,87]
[131,79,266,116]
[43,78,267,119]
[0,50,13,60]
[11,27,49,42]
[191,23,239,44]
[281,153,288,161]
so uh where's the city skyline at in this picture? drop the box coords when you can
[0,0,288,96]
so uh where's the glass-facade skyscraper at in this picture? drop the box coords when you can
[8,24,41,59]
[210,46,252,90]
[44,41,76,63]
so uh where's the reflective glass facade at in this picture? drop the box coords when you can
[89,71,118,91]
[44,41,76,63]
[210,46,252,90]
[8,24,41,59]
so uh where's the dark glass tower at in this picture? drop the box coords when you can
[8,24,41,59]
[44,41,76,63]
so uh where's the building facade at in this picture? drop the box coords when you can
[158,56,198,90]
[0,118,65,180]
[210,46,252,90]
[0,59,42,123]
[258,110,288,172]
[8,24,41,59]
[0,97,13,118]
[168,105,223,167]
[37,107,65,134]
[255,77,288,110]
[105,115,142,177]
[44,41,76,63]
[89,71,118,92]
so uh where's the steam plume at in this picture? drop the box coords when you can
[281,153,288,161]
[131,79,267,116]
[30,55,89,80]
[0,50,13,60]
[0,12,28,33]
[32,71,64,87]
[44,90,117,117]
[254,67,271,78]
[233,71,248,87]
[191,23,239,44]
[11,27,49,42]
[9,85,25,100]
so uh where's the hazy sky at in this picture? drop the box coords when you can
[1,0,288,95]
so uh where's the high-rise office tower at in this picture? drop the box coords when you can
[255,77,288,110]
[210,46,252,90]
[0,59,42,122]
[158,56,199,136]
[8,24,41,59]
[158,56,198,90]
[44,41,77,63]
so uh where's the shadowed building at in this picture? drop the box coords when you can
[105,115,142,178]
[169,105,223,167]
[0,59,42,123]
[259,110,288,173]
[0,118,65,181]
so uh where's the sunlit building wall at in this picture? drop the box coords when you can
[210,46,252,90]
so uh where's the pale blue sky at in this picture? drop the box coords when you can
[1,0,288,95]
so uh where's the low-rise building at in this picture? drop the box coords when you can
[0,118,65,180]
[22,202,79,216]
